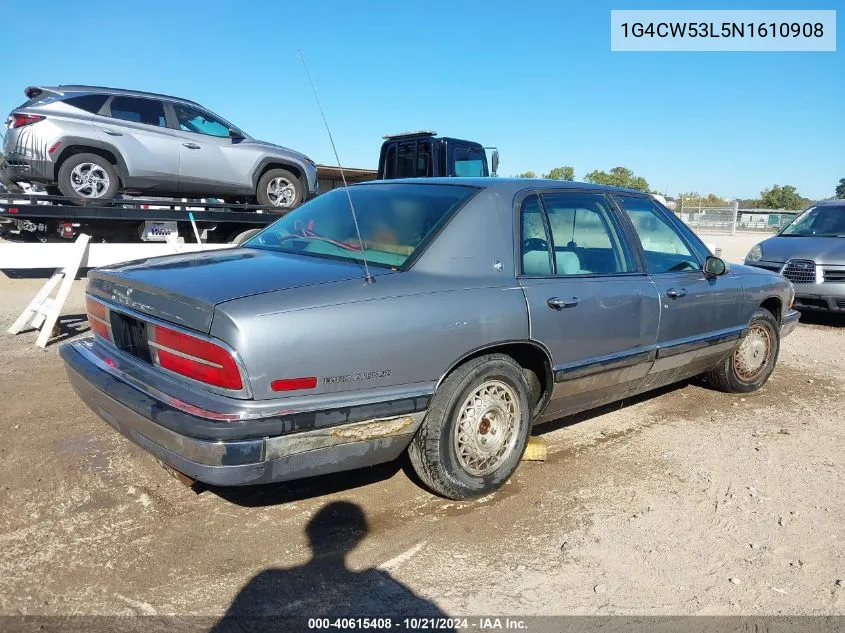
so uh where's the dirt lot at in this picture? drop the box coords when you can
[1,273,844,619]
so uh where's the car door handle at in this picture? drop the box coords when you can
[666,288,687,299]
[182,142,201,149]
[547,296,580,310]
[103,129,123,136]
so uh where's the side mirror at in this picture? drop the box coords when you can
[229,129,244,141]
[491,150,499,177]
[704,255,728,276]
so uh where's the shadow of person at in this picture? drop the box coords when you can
[211,501,454,632]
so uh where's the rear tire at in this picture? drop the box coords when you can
[57,153,119,205]
[408,354,533,500]
[706,308,780,393]
[256,168,303,211]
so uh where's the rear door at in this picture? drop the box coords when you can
[517,190,660,420]
[613,194,744,380]
[93,96,180,191]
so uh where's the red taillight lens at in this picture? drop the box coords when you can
[151,325,243,390]
[9,113,44,128]
[86,298,111,341]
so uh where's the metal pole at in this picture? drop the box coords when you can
[731,200,738,235]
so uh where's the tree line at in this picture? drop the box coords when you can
[515,165,845,210]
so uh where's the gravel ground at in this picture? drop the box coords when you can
[1,273,844,619]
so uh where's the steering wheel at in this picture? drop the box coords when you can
[523,238,548,252]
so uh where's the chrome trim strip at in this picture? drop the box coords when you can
[148,340,224,368]
[86,295,253,400]
[656,328,744,359]
[71,339,434,424]
[554,348,656,383]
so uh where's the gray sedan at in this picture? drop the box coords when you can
[61,179,798,499]
[744,200,845,313]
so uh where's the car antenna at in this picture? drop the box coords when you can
[298,49,374,284]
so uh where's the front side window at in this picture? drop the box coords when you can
[246,184,477,268]
[173,104,233,138]
[615,195,700,273]
[109,96,167,127]
[780,205,845,237]
[527,192,632,276]
[453,147,486,177]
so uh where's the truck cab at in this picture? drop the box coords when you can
[377,131,498,179]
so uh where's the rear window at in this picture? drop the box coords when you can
[246,184,478,268]
[63,94,108,114]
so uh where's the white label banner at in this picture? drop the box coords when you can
[611,10,836,51]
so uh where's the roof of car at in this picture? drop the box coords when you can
[811,199,845,207]
[48,85,202,106]
[356,177,655,196]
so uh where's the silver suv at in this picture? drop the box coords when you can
[3,86,319,208]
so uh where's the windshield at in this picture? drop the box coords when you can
[780,205,845,237]
[245,183,478,268]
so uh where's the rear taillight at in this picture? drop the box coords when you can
[8,113,44,128]
[149,325,243,390]
[86,297,112,341]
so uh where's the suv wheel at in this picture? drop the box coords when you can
[408,354,533,500]
[256,168,303,210]
[58,153,119,203]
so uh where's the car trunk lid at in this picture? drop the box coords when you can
[87,247,387,333]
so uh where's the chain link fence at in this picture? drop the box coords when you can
[677,199,800,234]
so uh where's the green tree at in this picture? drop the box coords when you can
[584,166,650,192]
[544,166,575,181]
[835,178,845,199]
[517,171,537,179]
[760,184,805,210]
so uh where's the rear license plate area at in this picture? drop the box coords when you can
[109,311,152,364]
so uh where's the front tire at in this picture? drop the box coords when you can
[408,354,533,500]
[256,168,303,211]
[706,308,780,393]
[57,153,119,204]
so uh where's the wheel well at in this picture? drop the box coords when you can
[760,297,782,322]
[440,342,553,416]
[55,146,123,184]
[256,162,304,187]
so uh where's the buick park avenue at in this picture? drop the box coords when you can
[61,179,799,499]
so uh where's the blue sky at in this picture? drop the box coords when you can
[3,0,841,199]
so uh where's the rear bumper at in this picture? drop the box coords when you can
[61,341,423,486]
[781,308,800,338]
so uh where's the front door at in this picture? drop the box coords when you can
[517,191,661,421]
[613,194,743,380]
[168,103,254,195]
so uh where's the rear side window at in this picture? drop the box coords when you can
[539,192,633,275]
[108,96,167,127]
[63,94,108,114]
